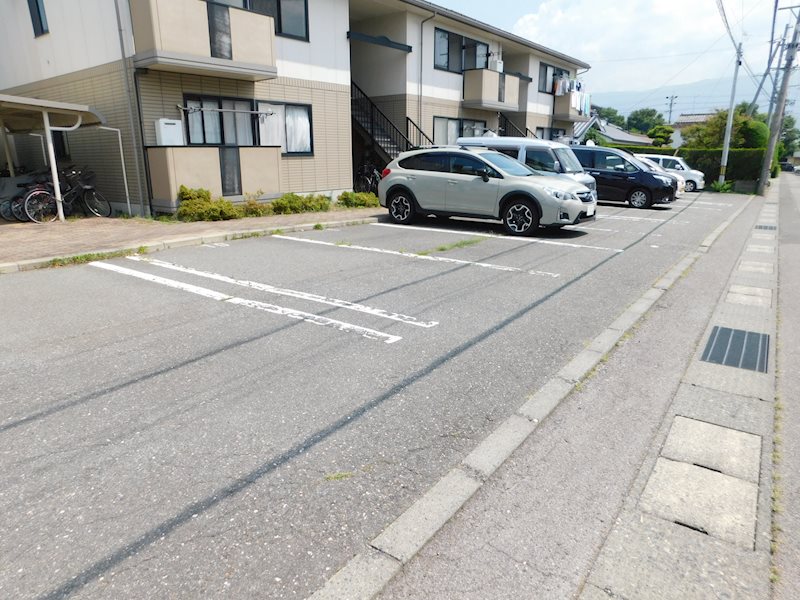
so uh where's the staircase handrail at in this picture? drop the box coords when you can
[498,112,528,138]
[406,117,433,147]
[351,82,413,155]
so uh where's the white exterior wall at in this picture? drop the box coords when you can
[0,0,129,90]
[405,14,502,103]
[349,14,408,97]
[275,0,350,85]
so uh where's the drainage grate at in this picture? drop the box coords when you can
[700,326,769,373]
[755,225,777,230]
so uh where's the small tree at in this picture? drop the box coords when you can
[647,125,674,147]
[627,108,665,134]
[595,105,625,128]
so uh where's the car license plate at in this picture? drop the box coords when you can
[586,204,595,217]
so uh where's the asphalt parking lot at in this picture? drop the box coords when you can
[0,192,742,599]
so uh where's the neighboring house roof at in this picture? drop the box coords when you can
[674,113,715,127]
[593,120,653,145]
[400,0,591,69]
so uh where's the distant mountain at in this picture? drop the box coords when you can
[591,75,798,123]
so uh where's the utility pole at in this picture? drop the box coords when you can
[750,24,788,116]
[719,43,743,185]
[767,25,790,123]
[666,95,678,123]
[758,8,800,195]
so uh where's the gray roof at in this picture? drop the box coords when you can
[400,0,591,69]
[595,120,653,145]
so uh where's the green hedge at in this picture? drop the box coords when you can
[602,145,765,181]
[337,191,380,208]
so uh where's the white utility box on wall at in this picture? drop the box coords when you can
[155,119,184,146]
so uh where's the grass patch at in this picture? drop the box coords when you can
[49,248,136,267]
[313,223,324,230]
[417,238,483,256]
[335,240,351,246]
[270,228,284,235]
[137,246,148,255]
[324,471,354,481]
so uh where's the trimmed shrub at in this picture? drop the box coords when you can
[271,192,331,214]
[337,191,380,208]
[176,186,243,221]
[241,198,273,217]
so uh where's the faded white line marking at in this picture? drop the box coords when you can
[90,262,401,344]
[562,225,618,232]
[273,235,561,278]
[128,256,438,328]
[371,222,623,252]
[596,214,668,223]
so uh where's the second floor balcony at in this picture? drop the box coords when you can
[130,0,277,81]
[462,69,521,112]
[553,91,591,123]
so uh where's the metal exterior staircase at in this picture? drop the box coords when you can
[498,112,536,138]
[351,82,413,163]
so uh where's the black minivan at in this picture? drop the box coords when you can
[571,146,676,209]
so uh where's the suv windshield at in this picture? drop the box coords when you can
[481,151,534,176]
[553,148,583,173]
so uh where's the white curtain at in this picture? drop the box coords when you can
[187,99,203,143]
[202,99,221,144]
[258,102,285,150]
[222,100,253,145]
[286,106,311,153]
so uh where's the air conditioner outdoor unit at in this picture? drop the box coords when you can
[155,118,184,146]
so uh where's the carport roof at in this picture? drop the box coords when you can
[0,94,105,133]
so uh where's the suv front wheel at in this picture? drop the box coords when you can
[388,190,416,224]
[502,198,539,236]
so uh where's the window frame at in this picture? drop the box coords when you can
[28,0,48,37]
[256,100,314,156]
[207,0,309,42]
[432,116,487,145]
[183,95,258,147]
[538,63,570,94]
[433,28,488,75]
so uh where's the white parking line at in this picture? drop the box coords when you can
[272,235,561,278]
[562,225,619,232]
[127,256,438,328]
[371,223,624,252]
[596,214,668,223]
[90,262,402,344]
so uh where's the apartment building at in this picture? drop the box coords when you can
[0,0,590,215]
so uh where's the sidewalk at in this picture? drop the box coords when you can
[313,180,787,599]
[0,207,384,273]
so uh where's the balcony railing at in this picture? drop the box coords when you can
[553,92,591,123]
[462,69,521,111]
[130,0,277,81]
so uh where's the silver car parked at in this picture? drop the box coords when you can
[378,146,596,236]
[636,153,705,192]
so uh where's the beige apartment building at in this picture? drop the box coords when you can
[0,0,590,216]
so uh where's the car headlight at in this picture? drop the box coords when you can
[655,175,672,185]
[543,187,577,201]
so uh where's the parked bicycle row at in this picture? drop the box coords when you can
[0,165,111,224]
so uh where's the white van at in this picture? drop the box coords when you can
[457,136,597,196]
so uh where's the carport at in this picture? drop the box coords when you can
[0,94,129,221]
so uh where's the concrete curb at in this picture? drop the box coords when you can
[0,217,381,274]
[307,193,756,600]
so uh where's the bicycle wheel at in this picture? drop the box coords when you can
[10,196,28,221]
[0,199,15,222]
[23,189,58,223]
[82,189,112,217]
[354,175,371,193]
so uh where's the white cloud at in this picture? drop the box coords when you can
[511,0,776,95]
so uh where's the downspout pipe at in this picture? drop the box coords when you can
[419,11,436,136]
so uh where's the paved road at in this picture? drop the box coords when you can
[0,193,744,598]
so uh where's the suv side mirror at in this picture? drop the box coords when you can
[553,160,561,172]
[478,168,490,182]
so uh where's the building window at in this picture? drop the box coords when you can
[185,96,256,146]
[434,28,487,74]
[219,147,242,196]
[208,3,233,59]
[28,0,48,37]
[257,102,312,154]
[538,63,569,94]
[52,131,70,161]
[433,117,487,144]
[215,0,309,40]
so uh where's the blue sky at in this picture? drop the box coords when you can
[428,0,789,114]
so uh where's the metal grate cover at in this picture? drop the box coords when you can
[701,326,769,373]
[755,225,777,230]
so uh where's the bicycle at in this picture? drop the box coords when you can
[354,163,382,194]
[22,166,112,223]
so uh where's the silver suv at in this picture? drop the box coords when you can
[377,147,596,236]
